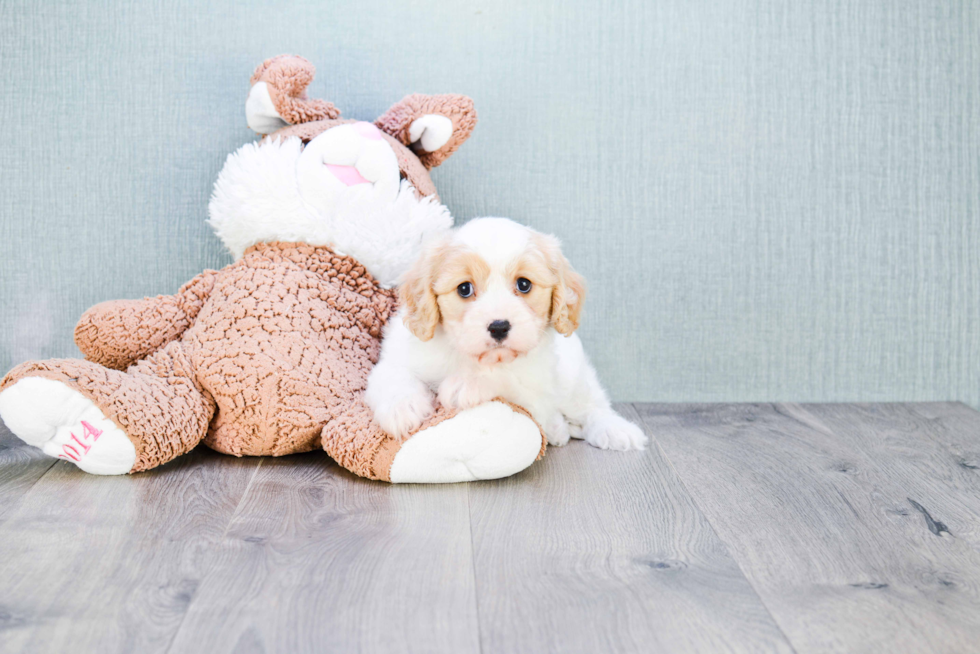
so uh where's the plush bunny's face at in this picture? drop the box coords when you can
[296,121,403,213]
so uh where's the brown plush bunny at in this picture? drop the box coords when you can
[0,55,545,482]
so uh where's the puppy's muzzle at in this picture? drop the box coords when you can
[488,320,511,342]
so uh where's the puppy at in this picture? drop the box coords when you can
[365,217,648,451]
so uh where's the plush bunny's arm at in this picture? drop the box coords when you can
[74,271,217,370]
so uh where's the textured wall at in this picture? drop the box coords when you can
[1,0,978,405]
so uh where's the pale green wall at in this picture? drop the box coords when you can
[2,0,978,405]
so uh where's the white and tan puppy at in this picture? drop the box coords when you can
[365,217,647,451]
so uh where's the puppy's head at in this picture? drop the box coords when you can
[400,218,586,365]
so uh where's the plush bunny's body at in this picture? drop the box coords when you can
[0,55,545,482]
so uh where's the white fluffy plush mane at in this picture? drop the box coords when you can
[208,137,452,288]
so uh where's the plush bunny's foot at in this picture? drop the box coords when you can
[388,401,543,483]
[0,377,136,475]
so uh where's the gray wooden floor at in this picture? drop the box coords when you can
[1,403,980,653]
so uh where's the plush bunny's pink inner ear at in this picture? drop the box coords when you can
[375,94,477,169]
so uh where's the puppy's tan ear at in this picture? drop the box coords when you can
[399,240,445,341]
[540,235,586,336]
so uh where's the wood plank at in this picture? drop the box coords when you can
[800,403,980,550]
[637,403,980,654]
[0,424,57,527]
[0,444,260,654]
[466,403,794,654]
[905,401,980,496]
[911,402,980,459]
[165,451,481,654]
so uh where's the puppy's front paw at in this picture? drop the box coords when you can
[374,391,436,441]
[544,414,571,447]
[584,412,649,451]
[437,375,493,411]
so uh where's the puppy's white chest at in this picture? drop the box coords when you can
[473,343,560,410]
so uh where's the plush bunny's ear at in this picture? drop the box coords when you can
[375,94,477,169]
[246,55,341,135]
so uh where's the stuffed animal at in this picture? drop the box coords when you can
[0,55,545,483]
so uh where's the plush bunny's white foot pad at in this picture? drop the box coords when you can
[0,377,136,475]
[389,401,542,484]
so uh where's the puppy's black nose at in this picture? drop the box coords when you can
[488,320,511,342]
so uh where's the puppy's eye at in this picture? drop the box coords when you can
[457,282,474,298]
[516,277,532,294]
